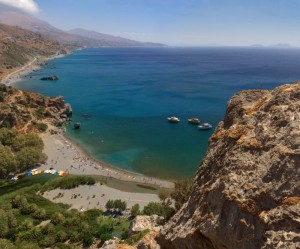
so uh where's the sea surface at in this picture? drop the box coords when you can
[14,47,300,179]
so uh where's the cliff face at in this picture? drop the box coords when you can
[158,82,300,249]
[0,83,71,132]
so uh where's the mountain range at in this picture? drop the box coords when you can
[0,4,164,47]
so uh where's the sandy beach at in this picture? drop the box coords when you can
[40,131,174,189]
[39,130,173,210]
[2,50,175,210]
[42,183,160,210]
[1,53,66,85]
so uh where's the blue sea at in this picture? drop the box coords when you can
[14,47,300,179]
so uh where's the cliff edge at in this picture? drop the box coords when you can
[158,82,300,249]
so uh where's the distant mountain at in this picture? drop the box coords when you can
[270,43,292,48]
[68,28,165,47]
[0,4,164,47]
[0,23,70,78]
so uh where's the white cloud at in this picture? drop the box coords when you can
[0,0,39,13]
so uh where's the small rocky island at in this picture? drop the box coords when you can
[40,75,59,81]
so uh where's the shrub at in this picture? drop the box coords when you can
[40,175,96,192]
[38,235,56,248]
[0,210,9,238]
[56,230,68,242]
[143,202,175,220]
[131,204,140,217]
[0,239,16,249]
[0,128,17,146]
[51,212,65,225]
[0,145,17,178]
[125,229,150,245]
[32,208,46,220]
[36,122,48,132]
[171,179,194,210]
[11,195,28,209]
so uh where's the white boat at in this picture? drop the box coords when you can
[188,118,200,125]
[198,123,213,130]
[167,116,180,123]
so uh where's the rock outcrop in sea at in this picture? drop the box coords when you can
[157,82,300,249]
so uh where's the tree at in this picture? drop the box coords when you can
[105,200,114,211]
[131,204,140,217]
[0,145,17,178]
[12,133,44,152]
[16,147,47,172]
[0,210,9,238]
[0,239,16,249]
[0,128,17,146]
[171,179,194,210]
[114,200,127,212]
[51,212,65,225]
[33,208,46,220]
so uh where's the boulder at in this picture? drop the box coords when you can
[130,215,164,235]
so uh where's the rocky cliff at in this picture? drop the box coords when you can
[0,83,71,132]
[158,82,300,249]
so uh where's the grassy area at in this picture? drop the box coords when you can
[136,184,157,191]
[0,174,58,195]
[40,175,96,193]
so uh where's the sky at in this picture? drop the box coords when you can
[1,0,300,46]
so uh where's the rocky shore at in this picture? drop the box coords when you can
[158,82,300,249]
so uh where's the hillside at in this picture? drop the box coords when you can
[0,23,72,79]
[158,82,300,248]
[0,83,71,133]
[69,28,165,47]
[0,4,164,47]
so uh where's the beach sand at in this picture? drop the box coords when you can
[38,130,174,210]
[40,131,174,190]
[1,53,66,85]
[42,183,160,210]
[2,50,175,210]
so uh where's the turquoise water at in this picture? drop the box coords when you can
[14,47,300,179]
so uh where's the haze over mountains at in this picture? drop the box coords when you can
[0,4,164,47]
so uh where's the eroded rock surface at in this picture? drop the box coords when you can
[158,82,300,249]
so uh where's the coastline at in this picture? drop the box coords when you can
[1,52,70,85]
[40,129,174,190]
[1,48,174,191]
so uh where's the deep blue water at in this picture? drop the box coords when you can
[14,47,300,179]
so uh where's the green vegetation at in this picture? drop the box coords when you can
[0,175,151,248]
[143,202,175,220]
[0,128,47,178]
[130,204,140,217]
[36,122,48,132]
[40,175,96,193]
[105,199,127,213]
[136,184,157,191]
[124,229,150,245]
[171,179,194,210]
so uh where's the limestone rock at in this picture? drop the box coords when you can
[130,215,164,235]
[157,82,300,249]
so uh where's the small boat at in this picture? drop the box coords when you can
[167,116,180,123]
[188,118,200,125]
[198,123,213,130]
[74,122,81,129]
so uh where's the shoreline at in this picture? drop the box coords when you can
[1,53,66,85]
[1,48,175,192]
[40,129,174,190]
